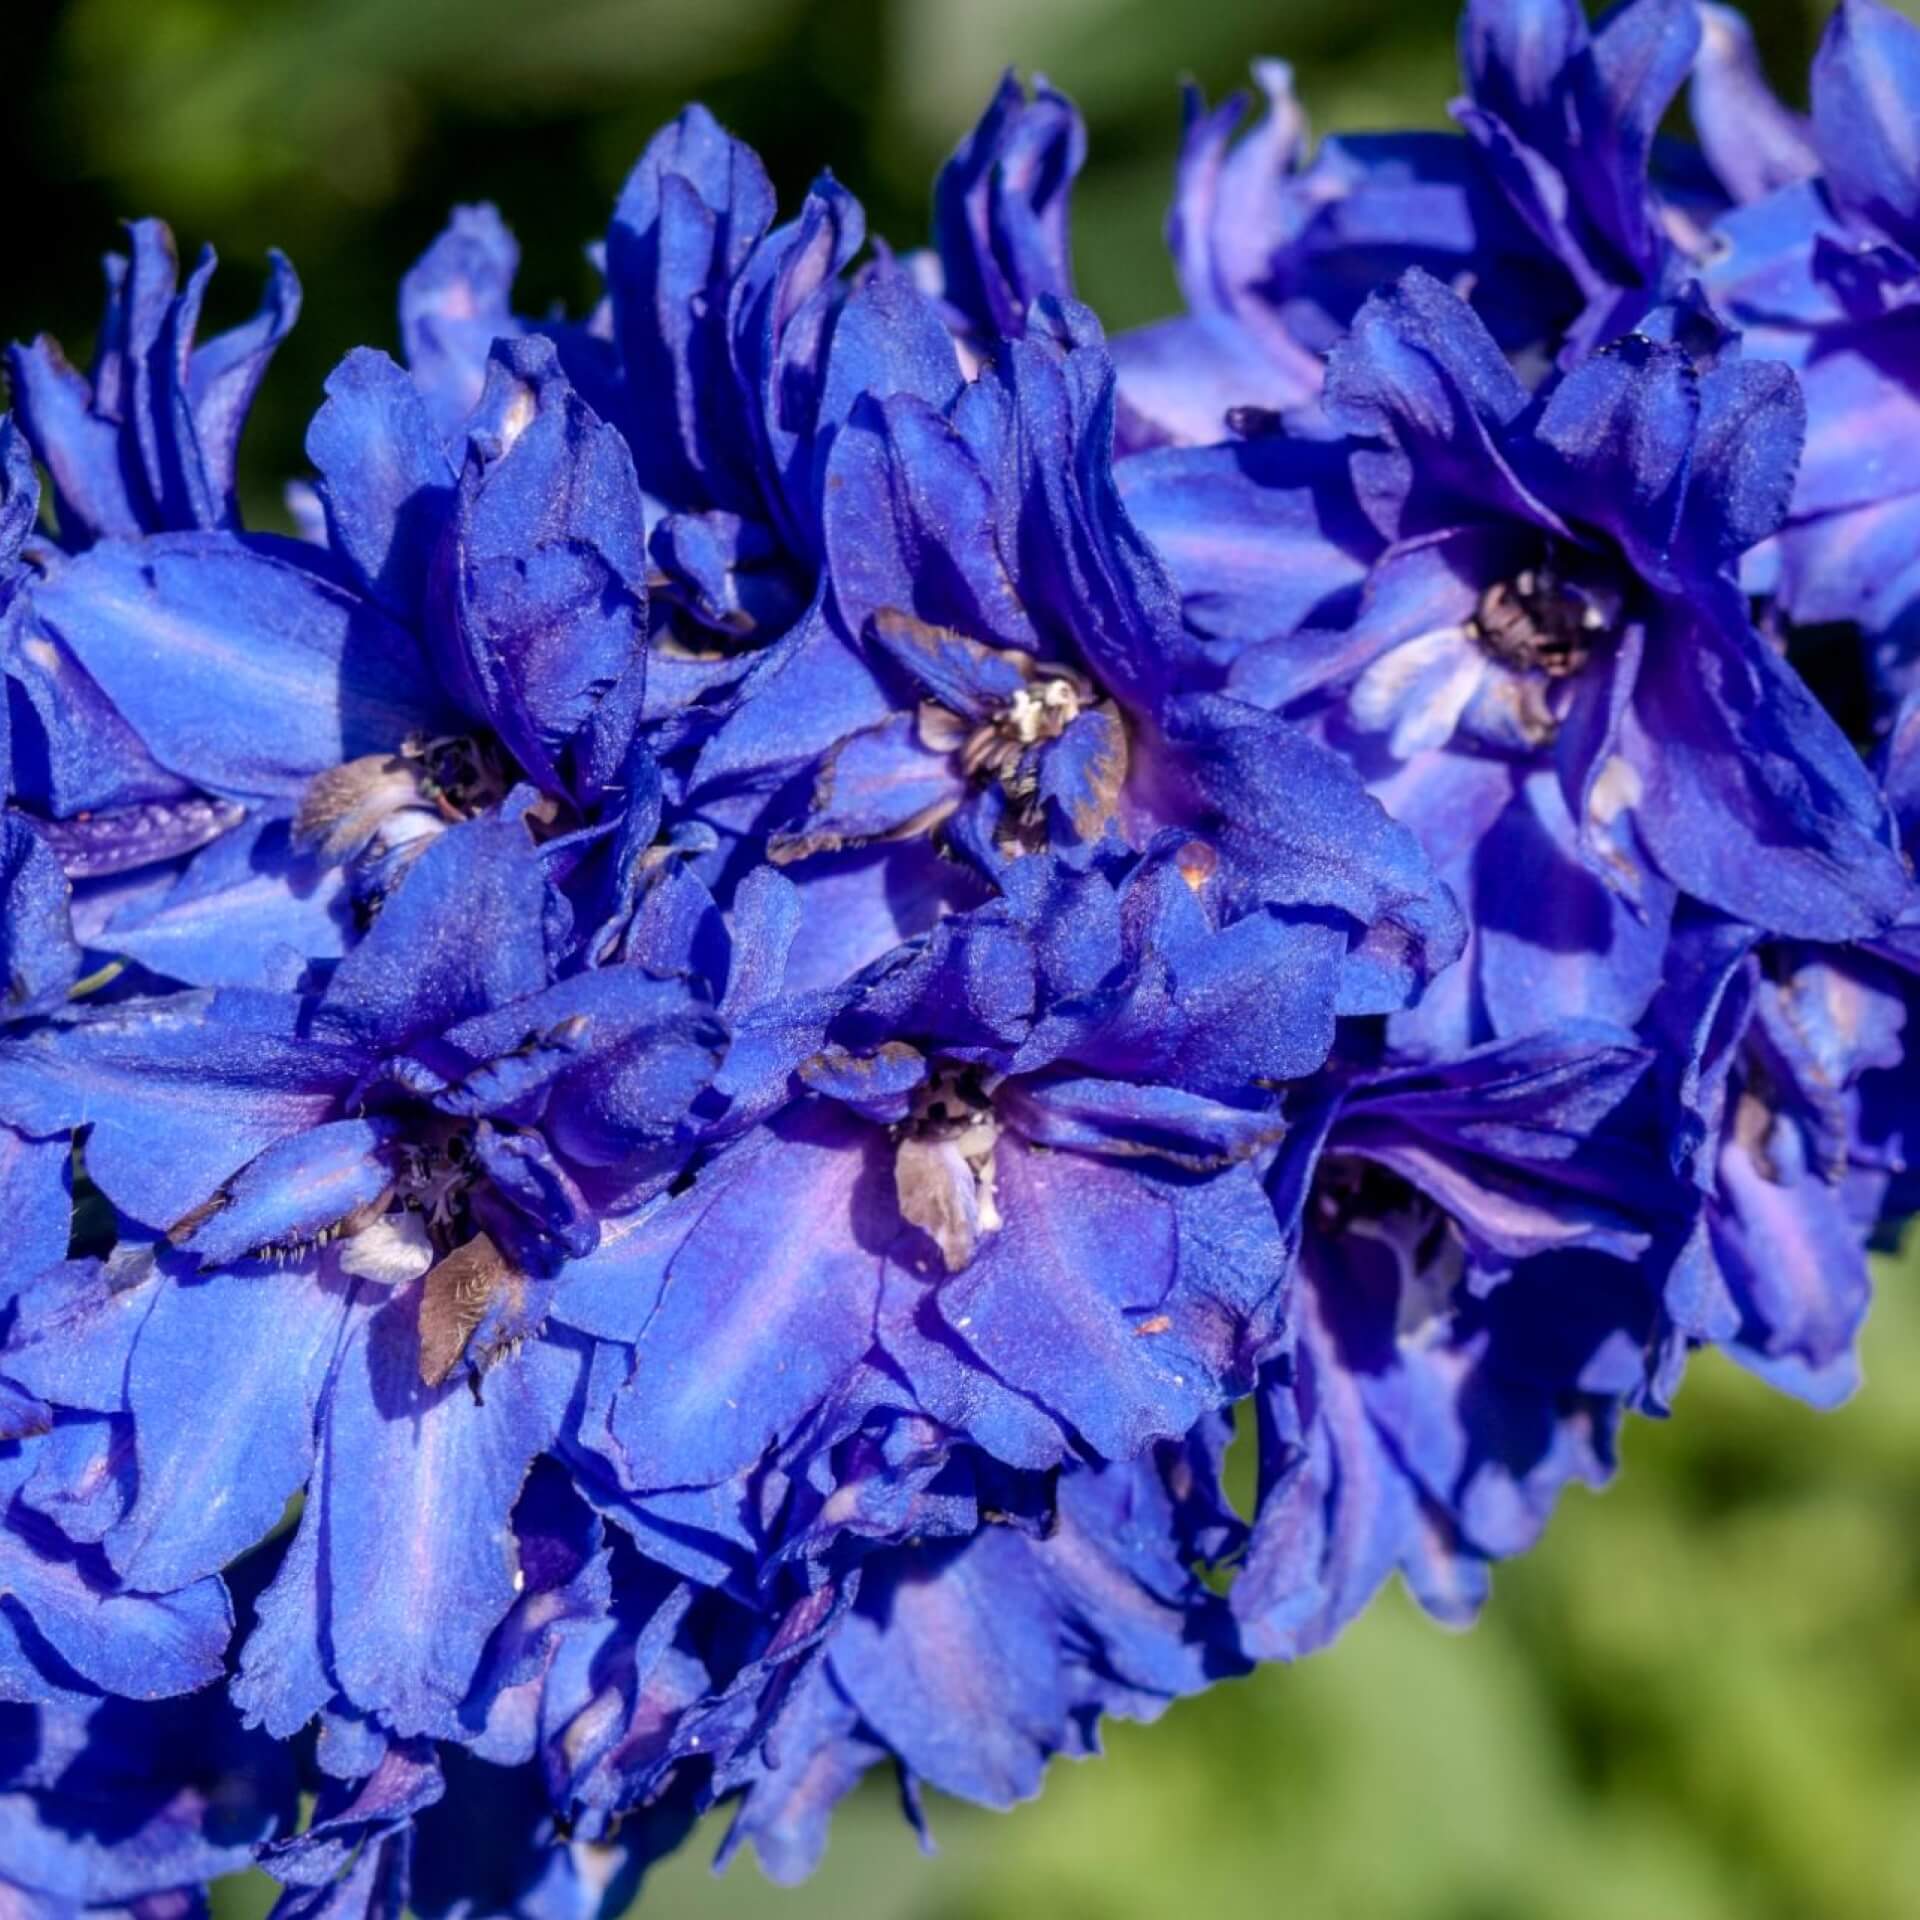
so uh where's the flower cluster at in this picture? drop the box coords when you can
[2,2,1917,1910]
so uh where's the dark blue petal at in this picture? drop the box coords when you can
[321,810,554,1049]
[608,108,777,508]
[180,1119,394,1267]
[6,336,141,543]
[1118,437,1372,664]
[1579,0,1701,274]
[929,1139,1216,1459]
[1,816,79,1019]
[1460,0,1587,134]
[767,713,961,866]
[181,250,302,522]
[1322,269,1543,537]
[308,349,456,623]
[1476,771,1673,1036]
[440,337,649,800]
[1232,1258,1418,1660]
[1624,599,1911,939]
[0,1130,69,1307]
[934,72,1085,339]
[1155,694,1464,1008]
[0,417,39,574]
[102,815,349,992]
[1528,331,1699,570]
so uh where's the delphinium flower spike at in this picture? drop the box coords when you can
[0,6,1915,1913]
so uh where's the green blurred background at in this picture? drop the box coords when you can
[8,0,1920,1912]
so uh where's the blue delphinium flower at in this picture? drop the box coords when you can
[6,218,300,547]
[1110,0,1722,449]
[1703,0,1920,696]
[1128,269,1907,958]
[0,6,1917,1908]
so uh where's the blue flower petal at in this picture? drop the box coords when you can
[28,535,445,803]
[1811,0,1920,253]
[323,1300,580,1737]
[106,1264,352,1591]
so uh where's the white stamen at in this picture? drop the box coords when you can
[1588,754,1644,827]
[338,1209,435,1284]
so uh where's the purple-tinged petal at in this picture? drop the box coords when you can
[1528,331,1699,570]
[1,1258,163,1416]
[262,1741,444,1890]
[1690,6,1818,204]
[689,599,894,798]
[822,391,1032,660]
[1336,1027,1665,1264]
[0,1380,53,1444]
[401,205,522,444]
[1459,0,1589,138]
[828,1529,1069,1807]
[31,794,245,883]
[1811,0,1920,254]
[1155,694,1464,1009]
[20,1414,133,1541]
[231,1451,334,1740]
[934,71,1085,339]
[1679,357,1805,572]
[1711,1122,1870,1406]
[811,264,967,468]
[601,1110,885,1490]
[1,416,41,573]
[998,1075,1283,1171]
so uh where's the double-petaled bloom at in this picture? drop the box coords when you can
[1,4,1916,1913]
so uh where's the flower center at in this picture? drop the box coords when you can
[1470,568,1606,680]
[893,1064,1004,1272]
[293,732,513,905]
[957,674,1088,789]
